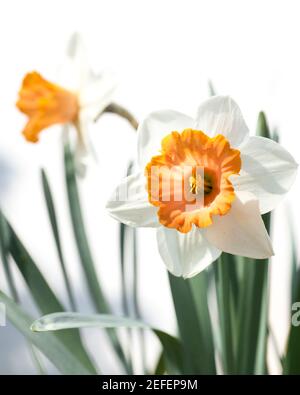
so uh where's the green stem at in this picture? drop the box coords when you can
[98,102,139,130]
[41,169,77,311]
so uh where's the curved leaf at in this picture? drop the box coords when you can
[0,212,96,374]
[0,292,91,375]
[31,312,184,375]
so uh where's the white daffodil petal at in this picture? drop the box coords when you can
[73,114,97,178]
[58,32,89,93]
[79,71,117,121]
[204,191,274,259]
[106,172,159,228]
[195,96,249,147]
[156,226,221,278]
[232,136,298,214]
[137,110,194,168]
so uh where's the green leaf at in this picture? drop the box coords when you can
[168,273,216,374]
[119,222,129,315]
[31,312,148,331]
[6,220,65,314]
[118,222,133,373]
[118,161,146,374]
[0,212,47,374]
[41,169,77,311]
[1,213,96,374]
[0,292,91,375]
[154,352,165,375]
[154,330,184,375]
[64,141,128,370]
[287,210,298,305]
[0,211,18,301]
[214,256,237,374]
[130,225,148,374]
[234,238,270,374]
[235,113,272,374]
[31,312,184,375]
[119,161,135,317]
[189,271,216,370]
[253,112,273,374]
[283,190,300,374]
[208,80,216,96]
[64,142,108,313]
[254,271,269,374]
[256,112,271,139]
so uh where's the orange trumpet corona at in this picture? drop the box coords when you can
[16,72,79,142]
[146,129,241,233]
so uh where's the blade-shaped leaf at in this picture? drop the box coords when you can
[1,213,96,374]
[235,113,272,374]
[168,273,216,374]
[154,352,165,375]
[32,312,184,375]
[257,112,271,139]
[41,169,77,311]
[0,210,18,301]
[188,271,216,371]
[235,257,269,374]
[154,330,184,375]
[283,189,299,374]
[0,292,91,375]
[64,140,129,370]
[287,209,298,305]
[214,255,237,374]
[64,142,109,313]
[0,212,47,374]
[31,312,148,331]
[208,80,216,96]
[254,270,269,374]
[118,161,146,374]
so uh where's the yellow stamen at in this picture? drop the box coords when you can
[189,173,213,195]
[16,72,79,143]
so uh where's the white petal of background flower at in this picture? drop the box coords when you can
[195,96,249,147]
[204,191,274,258]
[106,172,159,227]
[79,70,117,119]
[156,226,221,278]
[58,32,89,93]
[137,110,194,168]
[232,136,298,214]
[59,33,117,116]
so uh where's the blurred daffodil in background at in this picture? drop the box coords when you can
[107,96,298,278]
[16,33,117,175]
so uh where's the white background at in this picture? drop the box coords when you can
[0,0,299,374]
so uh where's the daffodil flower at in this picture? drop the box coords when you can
[16,33,116,174]
[107,96,298,278]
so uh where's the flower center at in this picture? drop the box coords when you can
[145,129,241,233]
[189,171,213,195]
[16,72,79,143]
